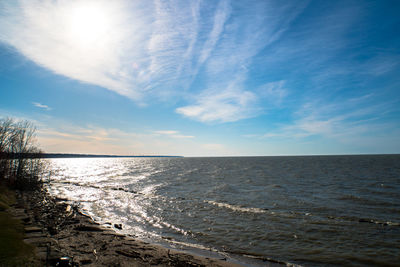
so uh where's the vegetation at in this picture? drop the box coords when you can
[0,118,45,265]
[0,186,36,266]
[0,118,46,190]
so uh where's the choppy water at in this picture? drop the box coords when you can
[47,155,400,266]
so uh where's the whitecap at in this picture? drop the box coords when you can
[205,200,267,214]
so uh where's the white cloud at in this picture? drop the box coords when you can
[32,102,51,110]
[176,87,259,123]
[176,80,289,123]
[0,0,150,100]
[173,134,195,139]
[153,130,194,139]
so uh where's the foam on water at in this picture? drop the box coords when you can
[205,200,268,214]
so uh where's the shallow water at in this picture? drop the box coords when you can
[47,155,400,266]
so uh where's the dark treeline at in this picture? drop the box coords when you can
[41,154,183,158]
[0,118,45,190]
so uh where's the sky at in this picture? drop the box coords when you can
[0,0,399,156]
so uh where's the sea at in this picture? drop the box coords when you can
[46,155,400,266]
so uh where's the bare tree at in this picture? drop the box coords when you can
[0,118,45,189]
[12,120,36,179]
[0,118,15,179]
[0,117,14,153]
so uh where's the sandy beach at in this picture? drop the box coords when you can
[8,188,260,266]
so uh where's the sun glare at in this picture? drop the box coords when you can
[67,2,113,47]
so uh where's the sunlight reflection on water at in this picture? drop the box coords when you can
[46,156,400,267]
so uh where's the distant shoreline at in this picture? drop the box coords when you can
[0,152,183,159]
[42,153,183,158]
[3,152,399,159]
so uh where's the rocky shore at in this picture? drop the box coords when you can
[9,189,244,266]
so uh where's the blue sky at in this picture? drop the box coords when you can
[0,0,399,156]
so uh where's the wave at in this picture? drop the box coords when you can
[163,238,217,252]
[338,194,398,206]
[159,220,190,236]
[205,200,268,214]
[319,213,400,227]
[357,218,400,226]
[51,181,143,196]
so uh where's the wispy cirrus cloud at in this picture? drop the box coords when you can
[198,0,230,65]
[257,81,288,106]
[2,0,396,130]
[260,1,399,92]
[253,94,400,152]
[175,1,305,122]
[0,0,304,123]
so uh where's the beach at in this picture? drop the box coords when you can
[9,188,281,266]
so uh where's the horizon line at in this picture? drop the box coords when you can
[38,152,400,158]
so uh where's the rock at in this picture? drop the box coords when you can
[23,237,51,246]
[74,224,104,232]
[47,225,58,235]
[80,259,93,265]
[114,223,123,230]
[36,247,63,264]
[116,249,142,259]
[25,226,42,233]
[35,251,48,261]
[15,215,31,223]
[25,232,46,238]
[56,256,74,267]
[66,205,72,213]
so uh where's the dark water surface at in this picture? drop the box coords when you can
[48,155,400,266]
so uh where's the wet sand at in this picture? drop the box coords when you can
[9,188,248,266]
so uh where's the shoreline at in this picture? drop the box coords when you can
[10,188,282,266]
